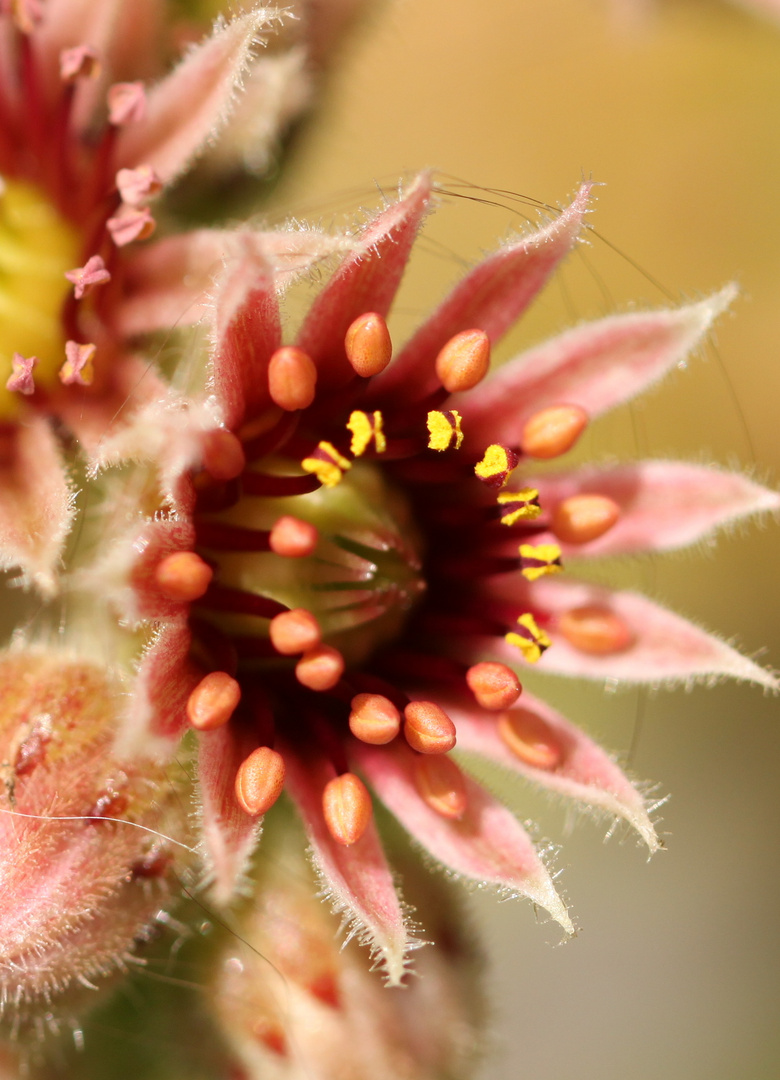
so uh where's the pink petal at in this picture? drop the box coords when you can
[445,690,660,852]
[295,172,433,388]
[126,517,196,622]
[489,575,778,690]
[372,183,593,405]
[118,619,199,755]
[197,723,262,907]
[114,11,270,183]
[282,746,412,985]
[210,239,281,429]
[458,287,736,450]
[0,417,75,596]
[530,461,780,557]
[116,227,344,336]
[354,741,573,934]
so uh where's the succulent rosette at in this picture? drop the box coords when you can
[0,0,777,1064]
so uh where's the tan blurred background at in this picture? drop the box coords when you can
[266,1,780,1077]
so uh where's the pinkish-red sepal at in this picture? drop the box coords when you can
[197,721,263,907]
[445,689,660,852]
[282,745,414,986]
[114,9,275,183]
[354,740,574,935]
[529,461,780,556]
[209,237,281,429]
[458,287,736,451]
[0,417,75,597]
[295,172,433,389]
[372,182,593,406]
[489,575,779,690]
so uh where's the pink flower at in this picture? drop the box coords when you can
[83,173,778,985]
[0,0,344,594]
[0,0,777,1046]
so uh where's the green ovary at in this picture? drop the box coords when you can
[207,462,427,667]
[0,178,80,416]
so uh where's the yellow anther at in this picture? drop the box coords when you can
[518,543,563,581]
[346,410,386,457]
[505,613,552,664]
[426,409,463,451]
[474,444,518,488]
[497,488,542,525]
[301,441,351,488]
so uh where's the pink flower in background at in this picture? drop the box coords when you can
[0,0,343,594]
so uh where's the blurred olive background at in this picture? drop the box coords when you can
[264,2,780,1077]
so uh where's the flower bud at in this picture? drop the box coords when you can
[209,833,481,1080]
[0,651,193,1035]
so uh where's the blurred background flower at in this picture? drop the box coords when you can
[253,2,780,1077]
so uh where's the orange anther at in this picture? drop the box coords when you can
[521,404,588,460]
[186,671,241,731]
[268,346,317,411]
[269,609,321,655]
[269,515,319,558]
[155,551,213,601]
[435,329,491,393]
[295,644,345,691]
[322,772,372,846]
[201,429,246,481]
[403,701,457,754]
[497,709,562,770]
[466,661,522,711]
[558,605,635,655]
[348,693,401,745]
[344,312,392,377]
[235,746,286,816]
[413,754,468,819]
[552,494,620,545]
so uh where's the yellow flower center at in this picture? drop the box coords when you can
[0,178,80,416]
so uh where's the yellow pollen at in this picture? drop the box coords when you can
[518,543,563,581]
[505,613,551,663]
[0,179,80,416]
[346,410,386,457]
[301,441,351,487]
[426,409,463,451]
[474,444,517,487]
[497,488,542,525]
